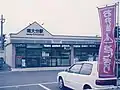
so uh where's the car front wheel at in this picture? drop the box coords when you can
[58,77,65,90]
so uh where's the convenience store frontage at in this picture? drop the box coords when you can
[5,22,100,68]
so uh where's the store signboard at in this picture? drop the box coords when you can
[26,28,44,35]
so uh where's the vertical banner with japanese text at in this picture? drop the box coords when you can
[98,5,116,78]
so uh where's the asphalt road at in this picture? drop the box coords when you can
[0,70,71,90]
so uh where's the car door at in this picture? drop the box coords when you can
[65,63,83,89]
[75,63,93,89]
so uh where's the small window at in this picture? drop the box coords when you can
[80,63,93,75]
[69,64,83,74]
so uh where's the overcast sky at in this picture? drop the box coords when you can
[0,0,115,36]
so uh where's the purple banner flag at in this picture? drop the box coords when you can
[98,5,116,78]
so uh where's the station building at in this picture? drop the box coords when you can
[5,22,101,68]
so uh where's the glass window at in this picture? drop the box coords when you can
[26,58,40,67]
[42,47,51,57]
[61,56,70,66]
[16,48,26,56]
[61,47,71,66]
[15,57,22,67]
[61,57,70,66]
[57,58,61,66]
[51,59,56,66]
[115,63,120,77]
[41,57,51,67]
[26,49,41,57]
[69,64,83,73]
[80,63,93,75]
[51,48,61,56]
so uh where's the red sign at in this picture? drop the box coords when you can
[98,5,116,78]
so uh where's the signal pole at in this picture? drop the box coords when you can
[0,15,5,50]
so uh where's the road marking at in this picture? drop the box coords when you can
[41,82,57,85]
[39,84,51,90]
[0,83,38,88]
[0,82,57,89]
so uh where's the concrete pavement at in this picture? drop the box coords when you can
[0,70,68,90]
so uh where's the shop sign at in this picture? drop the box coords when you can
[26,28,44,35]
[15,44,26,47]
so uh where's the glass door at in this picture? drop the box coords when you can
[41,57,51,67]
[51,57,57,67]
[26,48,42,67]
[15,48,26,68]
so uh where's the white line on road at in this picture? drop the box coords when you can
[0,82,57,89]
[39,84,51,90]
[0,83,38,88]
[41,82,57,85]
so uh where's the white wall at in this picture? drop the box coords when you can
[5,44,13,67]
[10,22,52,38]
[12,45,15,68]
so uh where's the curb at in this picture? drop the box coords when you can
[0,71,12,74]
[11,67,69,72]
[0,69,65,74]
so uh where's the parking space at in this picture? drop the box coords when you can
[40,82,58,90]
[0,81,72,90]
[42,82,71,90]
[0,70,70,90]
[0,82,60,90]
[42,83,58,90]
[18,85,45,90]
[0,85,45,90]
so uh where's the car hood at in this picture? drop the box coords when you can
[58,71,67,76]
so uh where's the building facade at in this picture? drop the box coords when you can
[5,22,101,68]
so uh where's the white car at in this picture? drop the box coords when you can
[57,61,119,90]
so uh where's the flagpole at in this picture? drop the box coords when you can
[116,2,119,88]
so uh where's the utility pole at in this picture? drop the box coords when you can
[116,2,120,89]
[0,15,5,50]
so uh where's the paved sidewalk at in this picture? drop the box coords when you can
[12,67,69,72]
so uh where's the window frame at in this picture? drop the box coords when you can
[68,63,83,74]
[79,63,93,75]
